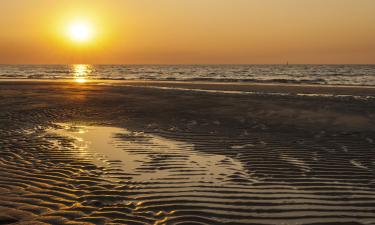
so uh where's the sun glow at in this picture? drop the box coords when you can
[68,21,93,43]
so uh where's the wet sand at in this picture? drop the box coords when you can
[1,80,375,225]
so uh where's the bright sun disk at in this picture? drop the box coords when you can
[68,22,93,43]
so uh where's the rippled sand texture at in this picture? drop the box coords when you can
[1,81,375,224]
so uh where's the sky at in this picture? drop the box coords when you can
[0,0,374,64]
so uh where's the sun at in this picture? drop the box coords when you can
[68,21,93,43]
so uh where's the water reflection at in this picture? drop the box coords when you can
[72,64,92,83]
[50,123,253,184]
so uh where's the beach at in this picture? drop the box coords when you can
[1,80,375,225]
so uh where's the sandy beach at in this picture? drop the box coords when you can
[1,80,375,225]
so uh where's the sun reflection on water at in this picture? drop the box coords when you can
[50,123,252,184]
[72,64,92,83]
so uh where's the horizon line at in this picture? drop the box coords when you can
[1,63,375,66]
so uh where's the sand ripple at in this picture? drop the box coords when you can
[1,123,375,224]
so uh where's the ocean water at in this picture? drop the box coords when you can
[0,64,375,86]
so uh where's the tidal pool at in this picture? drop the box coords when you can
[49,123,252,184]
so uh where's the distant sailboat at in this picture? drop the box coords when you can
[286,61,289,66]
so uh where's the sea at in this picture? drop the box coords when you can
[1,64,375,86]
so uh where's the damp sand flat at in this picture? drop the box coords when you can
[1,81,375,224]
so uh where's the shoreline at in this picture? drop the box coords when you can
[1,79,375,96]
[3,78,375,87]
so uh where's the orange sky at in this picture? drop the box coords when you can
[0,0,374,64]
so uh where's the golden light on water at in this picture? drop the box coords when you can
[73,64,92,83]
[75,78,87,83]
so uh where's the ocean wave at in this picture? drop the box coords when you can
[1,64,375,86]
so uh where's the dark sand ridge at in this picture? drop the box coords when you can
[1,81,375,224]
